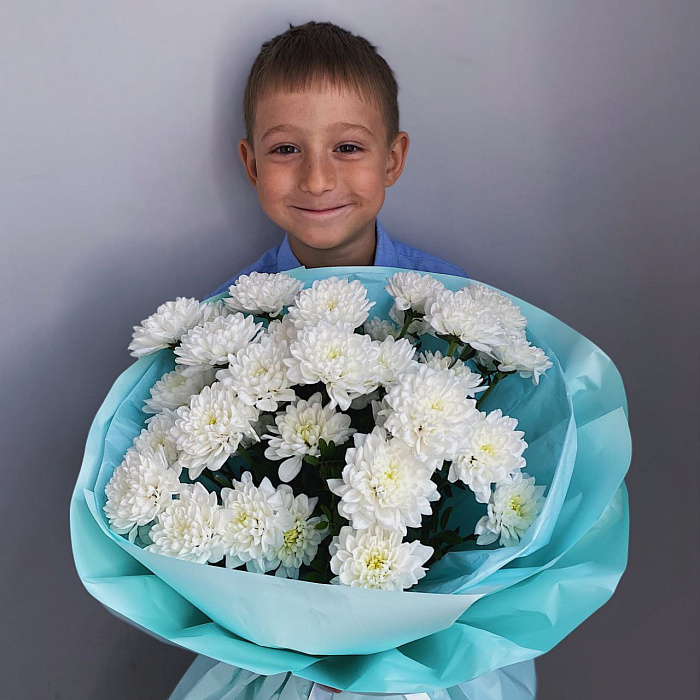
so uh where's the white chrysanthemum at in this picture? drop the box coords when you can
[467,283,527,335]
[374,336,419,386]
[219,472,293,573]
[371,396,392,429]
[418,350,487,398]
[275,486,329,578]
[224,272,304,318]
[104,446,181,536]
[388,305,428,337]
[348,388,381,411]
[329,524,433,590]
[129,297,205,358]
[474,349,499,373]
[240,412,276,450]
[363,317,400,342]
[170,383,259,480]
[266,315,299,347]
[216,335,296,412]
[474,471,546,547]
[489,334,553,385]
[287,276,374,329]
[328,428,439,533]
[264,392,355,482]
[385,271,446,314]
[174,313,262,376]
[200,299,232,321]
[285,321,381,410]
[148,483,225,563]
[424,288,507,352]
[448,409,527,503]
[143,366,217,415]
[384,364,480,463]
[134,409,179,466]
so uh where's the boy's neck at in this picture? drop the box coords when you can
[287,220,377,268]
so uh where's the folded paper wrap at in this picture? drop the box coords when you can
[70,266,630,695]
[169,655,537,700]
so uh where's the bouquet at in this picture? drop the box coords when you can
[71,266,631,698]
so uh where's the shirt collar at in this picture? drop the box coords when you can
[277,217,398,270]
[374,217,399,267]
[276,232,301,271]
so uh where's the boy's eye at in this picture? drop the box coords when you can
[336,144,362,154]
[272,145,299,155]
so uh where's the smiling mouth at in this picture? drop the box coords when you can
[294,205,349,212]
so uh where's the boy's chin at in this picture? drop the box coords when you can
[284,222,373,251]
[287,231,353,251]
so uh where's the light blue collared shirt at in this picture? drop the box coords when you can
[208,218,467,296]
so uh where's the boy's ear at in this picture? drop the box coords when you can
[385,131,410,187]
[239,139,258,187]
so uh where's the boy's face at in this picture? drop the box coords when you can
[239,82,408,263]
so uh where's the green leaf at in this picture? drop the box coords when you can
[440,507,453,531]
[305,572,326,583]
[304,454,320,466]
[443,531,463,545]
[310,557,326,572]
[314,521,329,531]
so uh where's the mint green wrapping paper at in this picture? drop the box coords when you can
[169,655,536,700]
[70,267,631,694]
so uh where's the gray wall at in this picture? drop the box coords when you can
[1,1,698,698]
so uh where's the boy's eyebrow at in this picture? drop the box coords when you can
[260,122,374,142]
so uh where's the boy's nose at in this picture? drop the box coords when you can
[298,154,336,195]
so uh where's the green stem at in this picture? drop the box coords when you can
[330,493,339,527]
[397,311,415,339]
[237,445,256,469]
[450,344,475,368]
[444,337,459,363]
[475,371,507,409]
[205,469,231,489]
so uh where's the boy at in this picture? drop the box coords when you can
[198,19,536,700]
[209,20,468,297]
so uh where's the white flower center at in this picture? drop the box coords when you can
[371,464,399,502]
[366,548,389,572]
[298,422,318,445]
[283,521,304,550]
[479,443,496,457]
[509,496,524,517]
